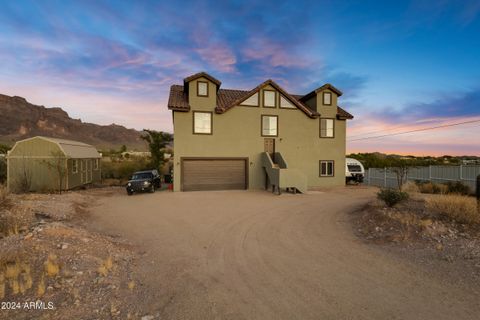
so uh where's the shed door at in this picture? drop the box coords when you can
[182,158,247,191]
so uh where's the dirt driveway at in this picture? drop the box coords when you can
[89,187,479,320]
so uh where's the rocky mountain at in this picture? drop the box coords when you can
[0,94,147,150]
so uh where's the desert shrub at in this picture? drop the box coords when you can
[101,157,150,181]
[445,181,471,195]
[402,181,419,194]
[426,194,479,224]
[417,182,448,194]
[377,188,409,207]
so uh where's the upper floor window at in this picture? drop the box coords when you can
[320,118,335,138]
[320,160,334,177]
[263,90,276,108]
[193,111,212,134]
[197,81,208,97]
[261,115,278,136]
[323,92,332,105]
[240,92,259,106]
[280,95,296,109]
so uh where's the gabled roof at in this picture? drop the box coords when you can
[215,79,319,118]
[183,72,222,88]
[168,78,353,120]
[300,83,343,102]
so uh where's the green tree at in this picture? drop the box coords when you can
[0,144,11,154]
[120,144,127,153]
[141,130,173,171]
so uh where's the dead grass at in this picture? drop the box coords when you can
[426,194,479,225]
[418,182,449,194]
[402,181,420,194]
[0,204,32,238]
[0,185,10,209]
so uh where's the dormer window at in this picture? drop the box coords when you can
[323,92,332,105]
[197,81,208,97]
[263,90,276,108]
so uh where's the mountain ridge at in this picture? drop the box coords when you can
[0,93,147,150]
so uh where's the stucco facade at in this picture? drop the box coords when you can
[169,73,353,192]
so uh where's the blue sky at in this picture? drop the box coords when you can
[0,0,479,155]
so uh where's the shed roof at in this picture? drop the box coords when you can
[11,136,101,159]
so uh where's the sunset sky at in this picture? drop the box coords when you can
[0,0,479,156]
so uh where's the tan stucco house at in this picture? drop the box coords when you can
[168,72,353,193]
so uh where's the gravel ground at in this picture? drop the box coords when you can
[0,188,148,320]
[88,186,480,320]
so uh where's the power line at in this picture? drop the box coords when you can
[348,119,480,142]
[348,122,422,139]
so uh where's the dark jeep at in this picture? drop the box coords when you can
[126,170,161,195]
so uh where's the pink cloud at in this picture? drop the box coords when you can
[242,37,315,68]
[347,115,480,156]
[195,44,237,73]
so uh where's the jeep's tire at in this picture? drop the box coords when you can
[127,191,133,196]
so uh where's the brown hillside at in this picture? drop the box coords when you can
[0,94,146,150]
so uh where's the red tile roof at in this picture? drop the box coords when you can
[168,83,353,120]
[183,72,221,87]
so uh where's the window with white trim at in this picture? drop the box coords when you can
[197,81,208,97]
[94,158,99,170]
[323,92,332,105]
[261,115,278,136]
[280,95,296,109]
[72,159,78,173]
[193,112,212,134]
[263,90,276,107]
[320,160,334,177]
[240,92,259,106]
[320,118,334,138]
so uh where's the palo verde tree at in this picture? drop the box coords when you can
[141,130,173,171]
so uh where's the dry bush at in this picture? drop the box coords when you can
[426,194,479,225]
[0,185,10,209]
[0,194,33,237]
[418,182,448,194]
[402,181,419,194]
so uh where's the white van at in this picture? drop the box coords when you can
[346,158,365,183]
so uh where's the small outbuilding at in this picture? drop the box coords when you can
[7,136,101,192]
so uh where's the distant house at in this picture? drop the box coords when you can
[168,72,353,192]
[7,136,101,192]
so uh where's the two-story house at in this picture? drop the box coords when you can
[168,72,353,193]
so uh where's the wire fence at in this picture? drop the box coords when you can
[364,165,480,194]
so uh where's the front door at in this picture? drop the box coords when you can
[264,138,275,161]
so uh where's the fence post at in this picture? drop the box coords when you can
[384,167,387,188]
[368,168,371,185]
[428,165,432,182]
[477,175,480,214]
[460,165,463,181]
